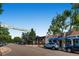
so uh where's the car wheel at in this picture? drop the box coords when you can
[67,48,72,53]
[63,48,66,52]
[44,46,47,48]
[52,46,55,50]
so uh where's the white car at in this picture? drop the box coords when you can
[44,42,59,50]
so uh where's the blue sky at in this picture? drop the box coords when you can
[0,3,71,38]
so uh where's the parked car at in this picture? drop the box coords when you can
[44,42,59,50]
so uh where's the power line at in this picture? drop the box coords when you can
[0,21,30,32]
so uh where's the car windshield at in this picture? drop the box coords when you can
[77,36,79,37]
[48,43,55,44]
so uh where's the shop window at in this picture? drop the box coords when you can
[65,39,71,46]
[73,39,79,46]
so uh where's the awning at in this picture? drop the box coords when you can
[58,37,65,40]
[48,37,65,40]
[66,36,79,40]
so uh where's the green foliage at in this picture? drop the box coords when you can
[0,35,11,42]
[29,28,36,41]
[22,32,30,39]
[22,28,36,44]
[63,10,71,17]
[0,27,9,35]
[0,3,3,14]
[48,11,70,35]
[48,3,79,35]
[13,37,22,43]
[72,3,79,9]
[0,3,2,8]
[0,27,12,43]
[70,3,79,31]
[76,14,79,23]
[0,4,10,42]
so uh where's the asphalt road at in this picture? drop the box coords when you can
[3,44,79,56]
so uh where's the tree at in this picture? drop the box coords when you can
[48,9,71,36]
[22,32,30,40]
[22,32,30,44]
[0,27,12,43]
[48,16,62,35]
[0,3,3,14]
[48,3,79,37]
[0,35,11,42]
[72,3,79,9]
[69,3,79,31]
[0,4,12,43]
[48,13,69,35]
[29,28,36,44]
[13,37,22,43]
[21,28,36,44]
[62,10,71,32]
[0,27,10,35]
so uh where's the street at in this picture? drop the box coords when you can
[1,44,79,56]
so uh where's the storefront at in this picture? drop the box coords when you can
[66,36,79,46]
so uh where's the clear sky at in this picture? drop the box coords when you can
[0,3,71,38]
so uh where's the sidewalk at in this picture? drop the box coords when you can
[0,46,12,56]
